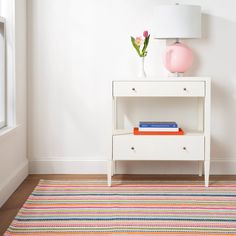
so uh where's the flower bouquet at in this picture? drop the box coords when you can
[131,31,150,78]
[131,30,150,58]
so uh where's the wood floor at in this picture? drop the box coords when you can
[1,174,236,235]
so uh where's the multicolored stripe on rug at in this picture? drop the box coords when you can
[4,180,236,235]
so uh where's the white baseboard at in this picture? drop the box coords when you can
[29,159,107,174]
[116,160,236,175]
[29,158,236,175]
[0,160,28,207]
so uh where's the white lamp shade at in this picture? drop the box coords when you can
[154,5,201,39]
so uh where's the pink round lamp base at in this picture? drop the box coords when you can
[164,42,193,73]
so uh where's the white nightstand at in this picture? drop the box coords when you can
[108,77,211,187]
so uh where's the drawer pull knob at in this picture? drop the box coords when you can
[131,147,135,150]
[132,88,136,91]
[183,88,187,91]
[183,147,187,150]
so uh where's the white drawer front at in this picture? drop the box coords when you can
[113,135,204,161]
[113,81,205,97]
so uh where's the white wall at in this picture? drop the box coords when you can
[0,0,28,207]
[28,0,236,174]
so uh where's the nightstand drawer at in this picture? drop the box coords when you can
[113,81,205,97]
[113,135,204,161]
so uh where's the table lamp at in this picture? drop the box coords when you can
[154,4,201,76]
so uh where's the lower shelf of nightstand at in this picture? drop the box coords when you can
[112,133,205,161]
[112,129,204,136]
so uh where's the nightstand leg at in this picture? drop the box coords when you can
[204,161,210,187]
[107,160,112,187]
[198,161,203,177]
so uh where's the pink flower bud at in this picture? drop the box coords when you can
[143,30,149,38]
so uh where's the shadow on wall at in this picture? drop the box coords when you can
[188,13,236,162]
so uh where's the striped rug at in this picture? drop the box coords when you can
[4,180,236,235]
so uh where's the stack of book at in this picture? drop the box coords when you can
[133,121,184,135]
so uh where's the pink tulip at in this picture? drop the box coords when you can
[135,37,142,46]
[143,30,149,38]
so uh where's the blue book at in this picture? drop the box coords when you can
[139,121,178,128]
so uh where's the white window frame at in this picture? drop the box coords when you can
[0,0,17,131]
[0,16,6,129]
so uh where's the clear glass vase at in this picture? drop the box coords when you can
[138,57,147,78]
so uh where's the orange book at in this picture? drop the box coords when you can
[133,127,184,135]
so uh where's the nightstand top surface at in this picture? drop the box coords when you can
[113,77,211,82]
